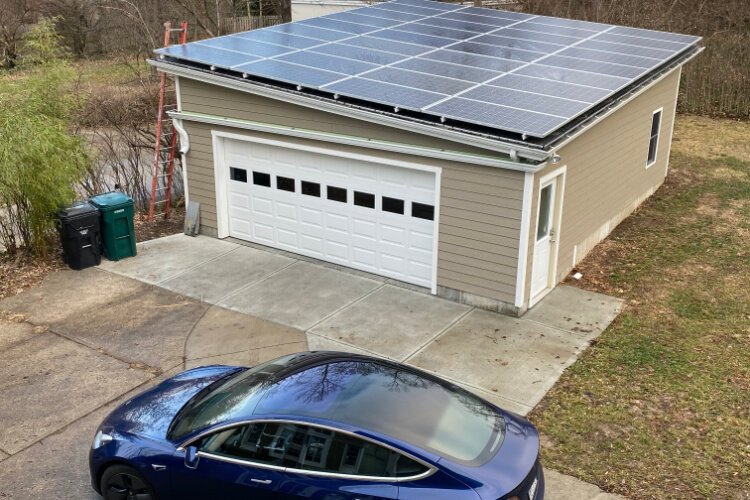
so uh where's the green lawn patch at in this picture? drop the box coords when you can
[530,115,750,499]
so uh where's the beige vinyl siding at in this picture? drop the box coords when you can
[178,78,525,304]
[523,68,682,306]
[180,78,502,157]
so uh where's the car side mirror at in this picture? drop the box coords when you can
[184,445,200,469]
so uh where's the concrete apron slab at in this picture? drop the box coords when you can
[98,234,239,285]
[407,309,594,414]
[309,285,471,361]
[184,306,307,369]
[161,245,295,303]
[218,261,382,330]
[0,332,152,455]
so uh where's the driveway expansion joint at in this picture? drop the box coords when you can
[304,282,387,333]
[211,259,300,304]
[401,306,475,363]
[154,245,241,285]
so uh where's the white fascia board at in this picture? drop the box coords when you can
[148,59,550,164]
[171,110,545,173]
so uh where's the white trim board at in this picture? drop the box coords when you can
[210,128,442,294]
[172,110,542,172]
[514,171,534,308]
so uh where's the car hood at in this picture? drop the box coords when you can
[443,411,540,499]
[100,365,244,441]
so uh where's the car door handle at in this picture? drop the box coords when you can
[250,478,272,485]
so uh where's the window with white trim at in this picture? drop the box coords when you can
[646,109,663,167]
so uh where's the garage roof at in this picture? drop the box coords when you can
[154,0,701,143]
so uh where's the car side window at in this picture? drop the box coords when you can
[290,426,429,478]
[196,422,306,468]
[195,422,428,479]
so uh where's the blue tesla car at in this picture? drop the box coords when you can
[90,351,544,499]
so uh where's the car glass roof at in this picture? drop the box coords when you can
[254,360,505,465]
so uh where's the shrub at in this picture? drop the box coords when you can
[0,19,88,256]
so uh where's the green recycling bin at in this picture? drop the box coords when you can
[89,192,137,261]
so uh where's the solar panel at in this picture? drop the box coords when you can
[155,0,701,139]
[394,57,497,83]
[558,47,658,68]
[488,74,610,103]
[233,30,322,49]
[198,37,294,58]
[461,85,591,117]
[159,44,260,69]
[363,67,475,95]
[422,49,526,73]
[345,36,431,56]
[323,78,445,109]
[428,97,568,137]
[576,39,675,60]
[276,51,378,74]
[269,23,352,41]
[328,12,402,28]
[311,43,404,65]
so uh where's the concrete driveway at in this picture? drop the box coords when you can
[0,234,623,499]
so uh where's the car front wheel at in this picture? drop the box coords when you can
[100,464,157,500]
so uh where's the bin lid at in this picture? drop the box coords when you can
[89,191,134,209]
[58,201,98,219]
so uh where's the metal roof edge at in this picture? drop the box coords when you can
[546,45,704,154]
[148,59,550,163]
[171,110,543,172]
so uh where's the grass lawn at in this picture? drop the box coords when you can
[530,115,750,498]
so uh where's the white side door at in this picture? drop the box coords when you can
[530,180,556,301]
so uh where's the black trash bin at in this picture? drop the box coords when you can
[58,201,102,270]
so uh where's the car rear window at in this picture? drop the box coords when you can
[254,361,506,466]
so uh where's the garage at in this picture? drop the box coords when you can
[219,134,439,289]
[154,0,701,314]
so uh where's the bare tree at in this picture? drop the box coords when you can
[42,0,103,56]
[0,0,39,68]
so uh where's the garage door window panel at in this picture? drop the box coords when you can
[277,176,295,192]
[411,202,435,221]
[382,196,405,215]
[327,186,348,203]
[231,167,248,183]
[301,181,321,197]
[252,171,270,186]
[354,191,376,209]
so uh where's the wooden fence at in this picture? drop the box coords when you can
[219,15,283,34]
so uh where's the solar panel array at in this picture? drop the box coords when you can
[156,0,700,139]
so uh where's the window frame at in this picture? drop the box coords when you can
[646,107,663,169]
[178,419,436,483]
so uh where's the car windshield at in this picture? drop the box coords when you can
[168,354,304,441]
[254,361,506,466]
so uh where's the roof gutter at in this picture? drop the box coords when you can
[149,59,550,163]
[170,110,545,172]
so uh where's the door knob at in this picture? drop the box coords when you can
[251,478,272,485]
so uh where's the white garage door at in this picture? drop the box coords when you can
[223,138,438,289]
